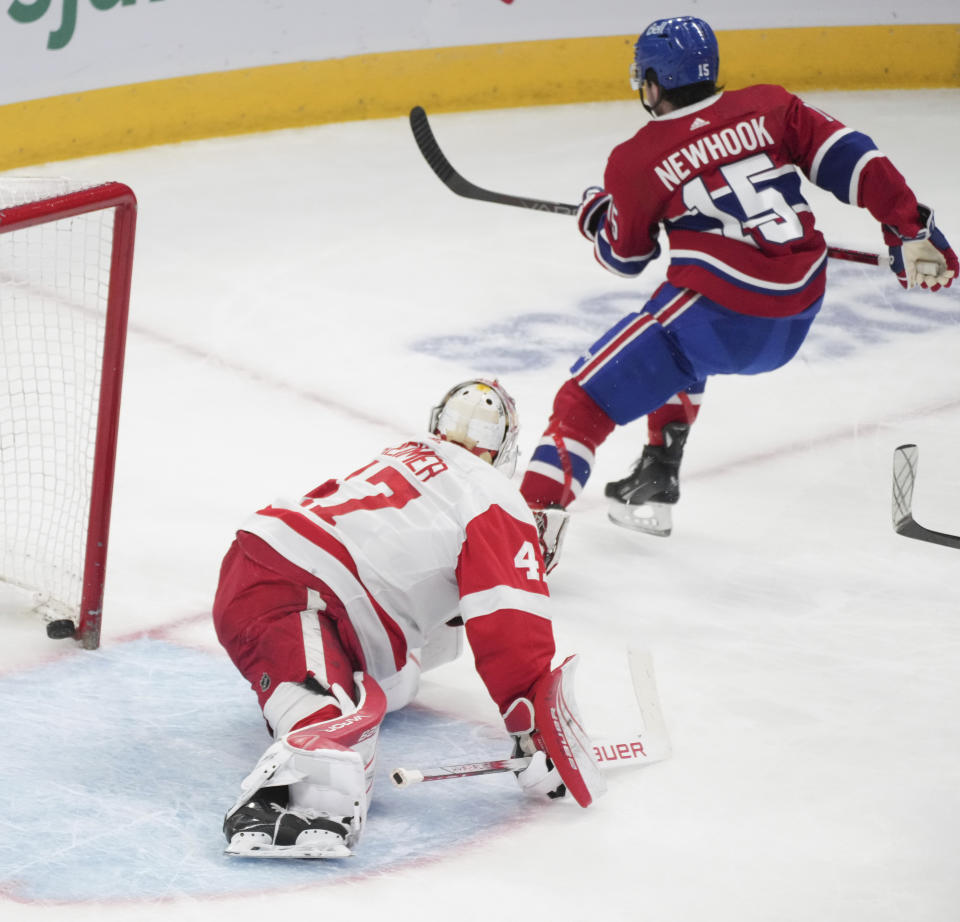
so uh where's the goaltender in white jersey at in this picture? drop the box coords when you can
[213,379,603,859]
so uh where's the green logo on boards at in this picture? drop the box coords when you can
[8,0,164,51]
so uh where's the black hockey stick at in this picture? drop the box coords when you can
[892,444,960,549]
[410,105,577,217]
[409,106,891,266]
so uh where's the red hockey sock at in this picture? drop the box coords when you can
[646,392,701,446]
[521,380,616,508]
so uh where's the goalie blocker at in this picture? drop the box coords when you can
[504,654,606,807]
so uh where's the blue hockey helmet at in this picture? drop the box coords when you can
[630,17,719,91]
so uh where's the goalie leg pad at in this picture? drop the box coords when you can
[224,737,366,859]
[226,673,387,856]
[284,672,387,845]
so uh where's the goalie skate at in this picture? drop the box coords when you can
[224,790,352,860]
[226,825,352,860]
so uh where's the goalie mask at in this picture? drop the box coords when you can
[429,379,519,477]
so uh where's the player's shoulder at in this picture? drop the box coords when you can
[609,87,791,154]
[424,437,534,524]
[715,83,798,117]
[607,121,663,177]
[724,83,793,101]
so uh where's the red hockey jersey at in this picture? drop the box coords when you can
[594,84,923,317]
[238,436,555,713]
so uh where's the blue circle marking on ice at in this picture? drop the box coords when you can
[0,638,531,902]
[410,264,957,372]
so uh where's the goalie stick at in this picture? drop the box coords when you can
[409,106,901,269]
[892,444,960,549]
[390,732,662,787]
[391,648,670,788]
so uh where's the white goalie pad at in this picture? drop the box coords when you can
[227,672,386,852]
[225,733,369,848]
[285,744,367,842]
[224,744,363,859]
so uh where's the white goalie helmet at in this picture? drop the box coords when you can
[429,379,520,477]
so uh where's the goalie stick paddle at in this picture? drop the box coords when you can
[390,648,671,788]
[409,105,890,266]
[892,444,960,549]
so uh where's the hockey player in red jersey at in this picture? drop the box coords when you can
[213,379,603,859]
[520,16,957,537]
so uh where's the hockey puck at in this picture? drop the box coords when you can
[46,619,76,639]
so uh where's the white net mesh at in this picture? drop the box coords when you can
[0,179,116,622]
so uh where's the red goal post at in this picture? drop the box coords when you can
[0,180,137,649]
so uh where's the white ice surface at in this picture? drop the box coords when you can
[2,89,959,921]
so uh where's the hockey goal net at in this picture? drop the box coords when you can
[0,179,136,649]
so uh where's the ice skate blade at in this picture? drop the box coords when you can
[225,833,351,860]
[607,499,673,537]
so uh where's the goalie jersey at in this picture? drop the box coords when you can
[237,436,554,712]
[595,84,924,316]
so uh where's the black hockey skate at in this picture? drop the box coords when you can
[224,786,351,860]
[604,422,689,536]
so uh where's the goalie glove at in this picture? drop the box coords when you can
[577,186,612,242]
[884,204,958,291]
[502,655,606,807]
[503,697,566,799]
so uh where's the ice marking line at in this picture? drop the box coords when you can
[411,262,958,373]
[564,391,960,517]
[0,637,539,904]
[124,317,400,433]
[690,396,960,485]
[83,399,960,643]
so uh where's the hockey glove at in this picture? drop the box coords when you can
[577,186,612,242]
[532,504,570,575]
[884,205,958,291]
[502,697,566,799]
[501,656,607,807]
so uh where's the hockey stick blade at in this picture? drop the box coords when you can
[892,443,960,549]
[409,106,888,264]
[625,648,672,761]
[390,648,671,787]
